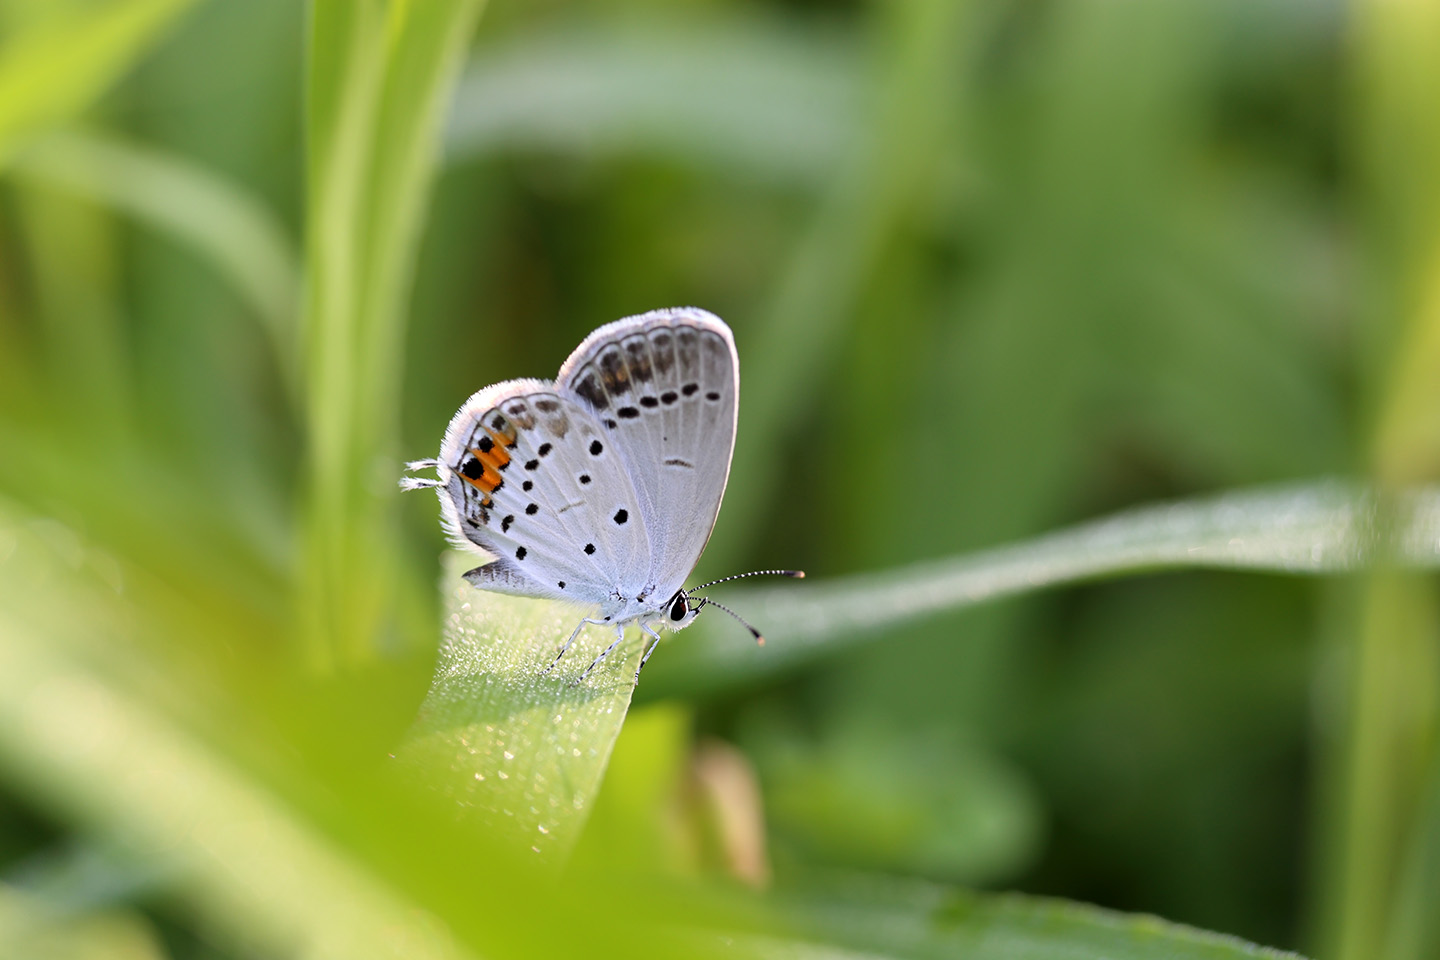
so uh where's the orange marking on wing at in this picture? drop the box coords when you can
[473,440,510,471]
[460,465,503,495]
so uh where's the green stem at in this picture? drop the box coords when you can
[298,0,487,670]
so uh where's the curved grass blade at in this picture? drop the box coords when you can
[645,482,1440,696]
[10,130,300,386]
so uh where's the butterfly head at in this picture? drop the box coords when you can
[663,588,703,632]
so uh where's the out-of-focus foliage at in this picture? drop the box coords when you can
[2,0,1438,958]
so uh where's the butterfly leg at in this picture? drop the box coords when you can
[543,616,609,675]
[574,623,627,685]
[633,622,664,686]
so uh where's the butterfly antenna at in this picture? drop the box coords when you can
[399,459,442,491]
[689,569,805,592]
[695,597,769,647]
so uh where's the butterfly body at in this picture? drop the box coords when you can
[404,307,742,678]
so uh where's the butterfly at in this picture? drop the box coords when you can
[401,307,801,684]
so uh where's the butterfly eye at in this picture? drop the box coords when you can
[669,594,688,622]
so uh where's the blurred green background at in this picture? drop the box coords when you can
[3,0,1440,958]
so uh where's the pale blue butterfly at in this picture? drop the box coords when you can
[402,307,801,683]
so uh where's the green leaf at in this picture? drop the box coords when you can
[643,483,1440,697]
[396,552,640,864]
[752,874,1307,960]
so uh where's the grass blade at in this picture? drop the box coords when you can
[1316,2,1440,955]
[644,482,1440,696]
[299,0,487,669]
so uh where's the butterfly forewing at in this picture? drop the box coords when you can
[436,379,651,604]
[558,308,738,599]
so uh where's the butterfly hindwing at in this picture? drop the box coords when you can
[436,379,651,604]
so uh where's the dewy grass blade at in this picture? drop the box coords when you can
[396,553,642,865]
[644,482,1440,696]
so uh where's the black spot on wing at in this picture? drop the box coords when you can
[574,371,609,411]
